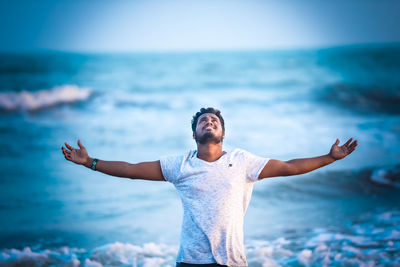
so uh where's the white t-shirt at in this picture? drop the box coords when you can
[160,148,269,266]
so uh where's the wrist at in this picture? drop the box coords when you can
[327,153,337,162]
[84,157,93,168]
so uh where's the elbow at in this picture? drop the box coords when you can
[125,163,139,179]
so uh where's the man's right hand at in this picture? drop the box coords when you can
[62,139,89,165]
[61,139,165,181]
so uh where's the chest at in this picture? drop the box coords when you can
[175,160,247,196]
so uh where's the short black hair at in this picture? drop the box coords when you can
[191,107,225,132]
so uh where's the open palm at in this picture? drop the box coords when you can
[329,138,358,160]
[61,139,89,165]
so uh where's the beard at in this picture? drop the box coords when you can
[195,132,223,145]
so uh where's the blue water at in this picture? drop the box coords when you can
[0,44,400,266]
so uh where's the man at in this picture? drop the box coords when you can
[61,107,358,267]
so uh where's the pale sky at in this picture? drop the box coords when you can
[1,0,399,52]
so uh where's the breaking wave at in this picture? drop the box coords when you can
[370,165,400,188]
[0,242,178,267]
[0,85,91,112]
[318,83,400,114]
[247,210,400,267]
[1,210,399,266]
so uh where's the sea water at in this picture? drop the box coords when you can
[0,45,399,266]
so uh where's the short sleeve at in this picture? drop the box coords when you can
[238,149,270,182]
[160,154,184,183]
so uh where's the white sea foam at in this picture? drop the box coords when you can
[370,166,400,188]
[0,85,91,111]
[89,242,177,267]
[246,211,400,266]
[0,211,399,266]
[0,246,82,267]
[298,249,312,266]
[0,242,177,267]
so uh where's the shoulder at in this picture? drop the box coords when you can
[160,150,193,183]
[230,148,270,181]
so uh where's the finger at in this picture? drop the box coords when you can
[334,138,340,146]
[351,145,357,150]
[62,149,71,157]
[349,143,358,153]
[343,138,353,147]
[65,142,74,151]
[349,141,358,149]
[77,139,85,149]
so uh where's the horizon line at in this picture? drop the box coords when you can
[1,42,399,55]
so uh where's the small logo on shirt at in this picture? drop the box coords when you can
[228,164,232,167]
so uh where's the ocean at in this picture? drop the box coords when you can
[0,44,399,266]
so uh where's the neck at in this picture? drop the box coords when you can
[196,142,225,162]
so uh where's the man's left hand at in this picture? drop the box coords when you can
[329,138,358,160]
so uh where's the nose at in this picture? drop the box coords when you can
[205,119,214,126]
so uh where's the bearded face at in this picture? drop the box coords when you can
[193,113,225,145]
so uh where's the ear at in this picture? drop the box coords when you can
[192,132,195,139]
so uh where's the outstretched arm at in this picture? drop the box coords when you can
[61,140,165,181]
[258,138,358,179]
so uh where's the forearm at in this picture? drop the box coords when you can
[84,157,132,178]
[259,138,357,179]
[286,154,336,175]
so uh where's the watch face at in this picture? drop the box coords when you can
[91,159,97,170]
